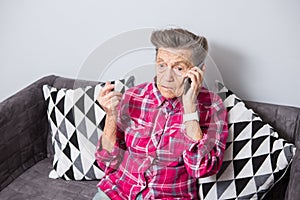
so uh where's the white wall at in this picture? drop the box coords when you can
[1,0,300,107]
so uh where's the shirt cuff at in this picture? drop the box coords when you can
[96,136,121,161]
[184,130,208,154]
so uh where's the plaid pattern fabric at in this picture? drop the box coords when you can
[95,81,228,199]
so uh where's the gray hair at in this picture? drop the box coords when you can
[150,28,208,66]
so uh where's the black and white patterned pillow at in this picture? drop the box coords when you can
[42,77,134,180]
[198,82,296,199]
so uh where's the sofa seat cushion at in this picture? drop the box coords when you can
[0,158,98,200]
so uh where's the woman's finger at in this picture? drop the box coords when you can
[98,92,123,113]
[102,91,122,101]
[99,82,115,97]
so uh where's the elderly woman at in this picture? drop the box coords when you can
[94,28,228,200]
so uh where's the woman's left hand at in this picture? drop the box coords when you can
[182,65,205,113]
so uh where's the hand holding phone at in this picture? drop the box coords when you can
[184,77,192,95]
[183,62,204,95]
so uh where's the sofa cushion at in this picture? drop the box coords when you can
[198,82,296,199]
[0,158,98,200]
[42,77,134,180]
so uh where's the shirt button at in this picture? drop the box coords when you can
[138,182,146,187]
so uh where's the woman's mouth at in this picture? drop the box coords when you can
[161,85,172,90]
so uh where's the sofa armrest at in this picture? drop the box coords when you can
[245,101,300,200]
[0,75,57,191]
[285,143,300,200]
[286,129,300,200]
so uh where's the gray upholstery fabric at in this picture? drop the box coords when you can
[0,75,57,191]
[0,75,299,200]
[52,76,99,90]
[0,158,98,200]
[245,101,300,144]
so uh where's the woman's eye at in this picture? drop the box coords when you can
[159,63,167,68]
[174,65,183,71]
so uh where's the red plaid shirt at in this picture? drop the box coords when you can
[95,81,228,200]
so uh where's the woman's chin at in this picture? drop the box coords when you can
[161,89,184,99]
[164,94,176,99]
[157,85,185,99]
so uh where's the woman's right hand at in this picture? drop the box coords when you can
[97,82,123,152]
[97,82,123,119]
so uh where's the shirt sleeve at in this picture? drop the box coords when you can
[182,94,228,178]
[95,127,126,175]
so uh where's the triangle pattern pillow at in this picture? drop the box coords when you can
[198,82,296,199]
[42,77,135,180]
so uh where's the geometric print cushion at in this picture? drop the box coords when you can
[198,82,296,200]
[42,77,135,180]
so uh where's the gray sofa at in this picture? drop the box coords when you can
[0,75,299,200]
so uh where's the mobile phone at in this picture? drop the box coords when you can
[184,77,192,94]
[184,62,204,94]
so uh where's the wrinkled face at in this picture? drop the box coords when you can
[156,48,193,99]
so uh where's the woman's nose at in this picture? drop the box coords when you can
[164,67,174,82]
